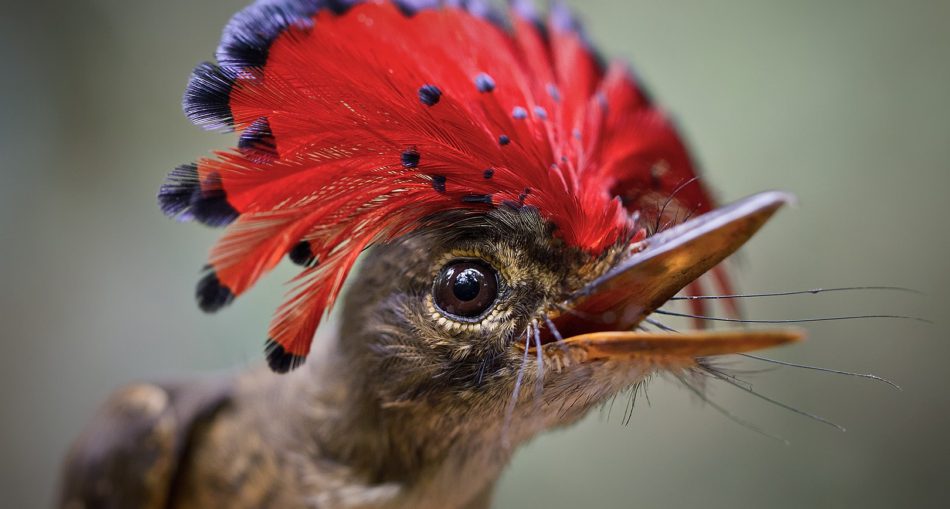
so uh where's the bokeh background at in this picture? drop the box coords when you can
[1,0,947,507]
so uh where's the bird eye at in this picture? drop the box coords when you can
[433,259,499,320]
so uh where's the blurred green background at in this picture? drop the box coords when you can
[1,0,947,507]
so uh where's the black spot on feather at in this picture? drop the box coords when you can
[431,174,447,193]
[196,271,234,313]
[238,117,278,162]
[402,148,421,168]
[289,240,318,267]
[183,62,237,131]
[158,163,199,220]
[475,73,495,93]
[418,84,442,106]
[265,339,306,373]
[483,168,494,179]
[462,194,493,205]
[498,135,510,146]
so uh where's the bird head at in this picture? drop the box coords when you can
[160,0,800,450]
[337,191,797,450]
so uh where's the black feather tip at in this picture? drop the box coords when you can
[288,240,318,267]
[190,173,239,227]
[196,271,234,313]
[183,62,237,131]
[158,165,238,227]
[238,116,278,162]
[158,163,200,221]
[217,0,327,69]
[265,339,306,373]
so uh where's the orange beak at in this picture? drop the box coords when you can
[540,191,802,363]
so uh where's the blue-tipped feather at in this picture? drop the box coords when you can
[158,164,200,221]
[182,62,237,131]
[217,0,328,69]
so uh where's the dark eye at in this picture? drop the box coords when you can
[433,259,499,320]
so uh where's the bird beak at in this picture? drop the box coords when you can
[538,191,802,364]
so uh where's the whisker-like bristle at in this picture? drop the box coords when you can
[676,374,789,445]
[644,317,678,332]
[701,366,846,432]
[671,286,922,301]
[543,316,564,342]
[740,353,901,390]
[620,380,649,426]
[654,176,700,233]
[654,309,931,325]
[532,321,544,400]
[501,329,532,449]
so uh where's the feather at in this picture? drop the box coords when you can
[161,0,722,370]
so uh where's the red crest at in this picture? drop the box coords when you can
[159,0,722,371]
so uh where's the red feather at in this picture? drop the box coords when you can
[162,0,722,371]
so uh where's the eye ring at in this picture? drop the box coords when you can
[432,259,500,321]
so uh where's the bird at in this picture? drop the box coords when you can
[59,1,800,508]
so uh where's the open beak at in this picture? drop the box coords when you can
[538,191,803,364]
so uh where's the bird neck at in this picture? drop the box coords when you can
[279,335,513,507]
